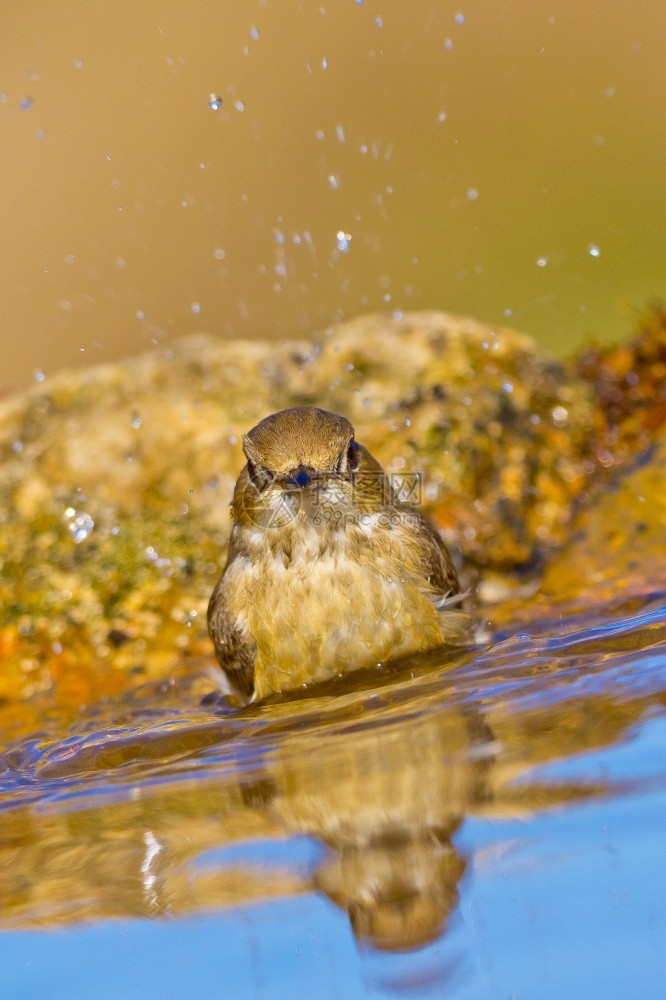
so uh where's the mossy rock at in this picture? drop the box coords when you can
[1,309,664,706]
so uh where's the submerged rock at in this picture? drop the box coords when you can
[0,309,664,704]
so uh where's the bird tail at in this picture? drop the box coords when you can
[439,609,491,648]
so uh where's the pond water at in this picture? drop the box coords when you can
[1,585,664,998]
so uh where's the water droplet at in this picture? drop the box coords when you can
[250,26,259,39]
[336,124,345,143]
[73,59,84,69]
[588,243,601,257]
[466,187,478,200]
[12,440,23,453]
[19,97,33,111]
[207,94,223,110]
[552,405,568,424]
[191,302,201,314]
[455,11,465,24]
[605,86,616,98]
[116,257,126,268]
[213,247,225,260]
[375,16,383,27]
[235,100,245,111]
[437,111,447,122]
[131,412,142,428]
[274,230,285,245]
[34,370,45,382]
[444,38,453,49]
[336,231,352,253]
[502,381,514,393]
[328,174,340,190]
[321,57,328,69]
[136,309,145,320]
[66,511,95,543]
[536,256,549,267]
[315,129,325,140]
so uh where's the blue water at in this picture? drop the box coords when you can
[0,599,664,1000]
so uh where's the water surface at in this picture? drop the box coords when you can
[1,586,664,999]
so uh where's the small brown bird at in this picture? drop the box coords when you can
[208,406,471,701]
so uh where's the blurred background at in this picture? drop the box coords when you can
[1,0,664,391]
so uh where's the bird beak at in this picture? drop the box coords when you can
[287,464,316,489]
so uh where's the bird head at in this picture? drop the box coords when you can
[231,406,390,530]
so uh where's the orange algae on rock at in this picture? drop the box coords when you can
[494,426,666,627]
[576,304,666,457]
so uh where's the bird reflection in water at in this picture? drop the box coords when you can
[1,613,661,956]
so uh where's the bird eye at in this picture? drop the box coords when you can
[247,460,273,491]
[346,441,360,473]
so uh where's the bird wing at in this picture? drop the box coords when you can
[402,506,461,601]
[401,508,480,645]
[207,572,256,699]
